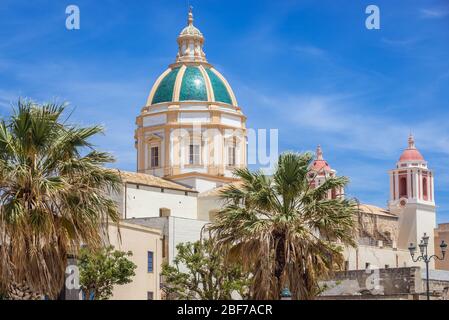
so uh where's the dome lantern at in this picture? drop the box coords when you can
[176,7,207,63]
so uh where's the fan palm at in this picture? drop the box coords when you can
[0,100,120,299]
[209,152,357,300]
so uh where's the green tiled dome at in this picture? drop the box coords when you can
[149,65,237,106]
[180,67,208,101]
[206,68,232,104]
[152,67,180,104]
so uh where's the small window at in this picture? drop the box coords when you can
[148,251,154,273]
[399,177,407,197]
[228,145,236,166]
[147,292,154,300]
[150,146,159,168]
[365,263,370,269]
[385,265,390,269]
[189,144,200,165]
[423,177,428,200]
[344,261,349,271]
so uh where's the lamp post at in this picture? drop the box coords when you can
[408,233,447,300]
[280,287,292,300]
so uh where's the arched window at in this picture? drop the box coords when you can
[399,177,407,198]
[423,177,428,200]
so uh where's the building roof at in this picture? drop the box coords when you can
[399,134,425,162]
[310,145,332,172]
[198,181,243,198]
[358,204,397,218]
[150,65,234,105]
[116,170,197,193]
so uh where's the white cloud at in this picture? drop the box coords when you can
[420,7,449,19]
[248,91,449,160]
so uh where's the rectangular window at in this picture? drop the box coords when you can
[228,145,236,166]
[147,291,154,300]
[189,144,200,165]
[150,146,159,168]
[148,251,154,273]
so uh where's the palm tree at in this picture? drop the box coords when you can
[209,152,357,300]
[0,100,121,299]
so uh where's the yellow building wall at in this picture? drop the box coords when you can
[107,222,163,300]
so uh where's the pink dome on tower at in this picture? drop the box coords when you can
[399,134,424,161]
[311,145,332,172]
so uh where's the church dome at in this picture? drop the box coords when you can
[146,8,238,107]
[149,65,236,105]
[310,145,332,172]
[399,135,425,162]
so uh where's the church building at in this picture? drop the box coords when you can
[107,9,445,299]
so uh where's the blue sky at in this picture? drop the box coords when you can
[0,0,448,222]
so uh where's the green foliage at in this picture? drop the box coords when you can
[209,152,358,300]
[78,246,137,300]
[161,238,251,300]
[0,100,121,298]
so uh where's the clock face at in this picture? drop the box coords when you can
[400,199,407,207]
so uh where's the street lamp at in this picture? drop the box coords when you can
[280,287,292,300]
[408,233,447,300]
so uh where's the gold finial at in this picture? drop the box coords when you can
[188,6,194,25]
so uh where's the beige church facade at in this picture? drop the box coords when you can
[107,9,447,299]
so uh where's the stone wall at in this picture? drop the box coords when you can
[321,267,421,297]
[321,267,449,299]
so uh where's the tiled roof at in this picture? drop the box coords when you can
[358,204,397,218]
[116,170,196,193]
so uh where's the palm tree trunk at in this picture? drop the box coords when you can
[274,231,286,299]
[7,282,42,300]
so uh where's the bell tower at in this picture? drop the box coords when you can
[388,135,436,267]
[309,145,344,199]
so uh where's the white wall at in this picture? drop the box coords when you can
[173,177,220,193]
[143,114,167,127]
[198,195,223,221]
[168,217,209,268]
[344,245,415,270]
[221,114,242,127]
[123,184,198,220]
[179,112,210,123]
[396,203,436,269]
